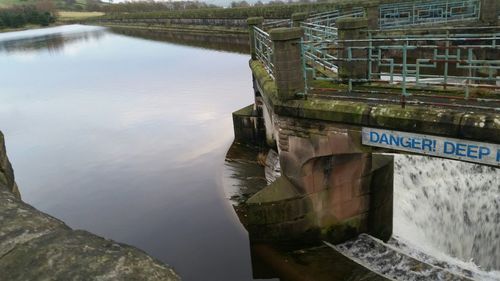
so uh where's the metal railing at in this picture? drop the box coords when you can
[262,19,291,29]
[254,26,274,78]
[301,26,339,75]
[302,32,500,97]
[301,8,366,76]
[307,8,365,27]
[379,0,481,29]
[307,8,366,25]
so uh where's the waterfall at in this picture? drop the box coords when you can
[393,154,500,278]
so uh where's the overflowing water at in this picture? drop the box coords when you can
[245,150,500,280]
[336,154,500,280]
[393,154,500,279]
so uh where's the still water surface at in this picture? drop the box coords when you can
[0,24,256,281]
[3,24,500,281]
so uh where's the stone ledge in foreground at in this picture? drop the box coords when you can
[0,189,181,281]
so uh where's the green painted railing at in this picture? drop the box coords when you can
[302,31,500,97]
[306,8,365,27]
[379,0,481,29]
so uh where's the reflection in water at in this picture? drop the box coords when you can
[0,25,256,281]
[0,25,107,54]
[109,27,250,54]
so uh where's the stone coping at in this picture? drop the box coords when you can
[250,59,500,144]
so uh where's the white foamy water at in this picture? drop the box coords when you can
[393,154,500,279]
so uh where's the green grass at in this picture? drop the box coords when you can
[98,2,341,20]
[58,11,104,21]
[0,0,94,10]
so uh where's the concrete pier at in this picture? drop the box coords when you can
[234,6,500,245]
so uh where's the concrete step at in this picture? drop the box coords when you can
[330,234,477,281]
[386,237,489,280]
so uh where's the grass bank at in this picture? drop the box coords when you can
[98,2,341,20]
[0,11,104,33]
[99,22,247,35]
[58,11,105,23]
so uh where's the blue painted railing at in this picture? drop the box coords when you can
[302,31,500,97]
[306,8,365,27]
[252,0,498,98]
[379,0,481,29]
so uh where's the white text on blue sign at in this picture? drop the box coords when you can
[361,128,499,167]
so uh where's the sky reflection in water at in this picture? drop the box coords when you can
[0,25,256,281]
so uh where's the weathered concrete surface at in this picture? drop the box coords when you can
[239,150,393,244]
[251,60,500,144]
[233,104,265,145]
[337,17,369,80]
[270,27,306,101]
[0,131,181,281]
[0,131,18,197]
[241,59,396,244]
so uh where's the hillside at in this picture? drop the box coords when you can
[0,0,105,11]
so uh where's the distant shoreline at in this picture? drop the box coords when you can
[0,11,103,34]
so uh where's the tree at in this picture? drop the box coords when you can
[35,0,57,13]
[85,0,101,11]
[231,0,250,8]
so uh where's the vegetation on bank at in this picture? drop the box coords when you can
[98,2,340,20]
[0,0,105,12]
[0,2,57,29]
[58,11,103,22]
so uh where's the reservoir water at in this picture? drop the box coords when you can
[1,24,499,281]
[0,25,255,281]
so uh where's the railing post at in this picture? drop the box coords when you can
[336,17,369,84]
[270,27,305,101]
[247,17,264,60]
[480,0,498,25]
[365,4,380,30]
[291,12,308,27]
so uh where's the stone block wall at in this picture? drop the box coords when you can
[240,113,393,244]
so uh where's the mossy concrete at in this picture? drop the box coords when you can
[238,153,393,245]
[336,17,369,30]
[232,104,265,145]
[247,16,264,26]
[269,27,304,41]
[247,175,301,204]
[241,55,499,247]
[251,59,500,144]
[291,12,308,22]
[0,228,180,281]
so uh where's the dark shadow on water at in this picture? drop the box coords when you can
[108,27,250,54]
